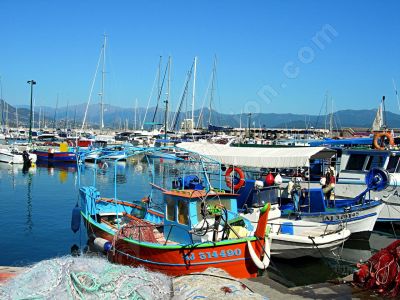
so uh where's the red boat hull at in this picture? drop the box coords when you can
[85,218,266,278]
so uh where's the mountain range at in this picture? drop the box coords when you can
[0,99,396,130]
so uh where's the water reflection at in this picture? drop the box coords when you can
[115,161,127,184]
[25,173,33,234]
[36,161,77,173]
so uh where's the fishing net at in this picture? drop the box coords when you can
[0,255,171,299]
[172,268,267,299]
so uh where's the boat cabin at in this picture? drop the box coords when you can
[162,188,249,244]
[338,149,400,183]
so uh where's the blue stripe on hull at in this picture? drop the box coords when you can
[322,212,377,225]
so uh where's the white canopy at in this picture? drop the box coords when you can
[177,142,335,168]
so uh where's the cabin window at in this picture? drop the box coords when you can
[365,155,386,170]
[166,198,175,221]
[177,200,189,225]
[346,154,367,171]
[387,155,400,173]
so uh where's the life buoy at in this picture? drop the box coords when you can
[225,167,245,191]
[373,132,395,150]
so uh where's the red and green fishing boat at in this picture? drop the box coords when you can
[77,147,272,278]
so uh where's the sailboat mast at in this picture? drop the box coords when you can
[191,56,197,130]
[329,97,333,137]
[73,106,77,130]
[15,107,18,128]
[65,100,69,131]
[5,104,8,129]
[134,98,138,130]
[382,96,387,129]
[208,56,217,127]
[38,107,41,129]
[100,34,107,131]
[164,57,171,142]
[53,94,58,130]
[32,97,35,130]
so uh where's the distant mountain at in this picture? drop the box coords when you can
[2,100,398,130]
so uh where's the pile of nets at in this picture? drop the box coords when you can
[0,255,171,299]
[172,268,267,299]
[353,240,400,298]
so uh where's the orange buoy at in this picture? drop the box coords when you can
[225,167,246,191]
[373,132,395,150]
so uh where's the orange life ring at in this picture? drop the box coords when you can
[225,167,246,191]
[373,132,395,150]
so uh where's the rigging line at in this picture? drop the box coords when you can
[171,70,190,130]
[172,62,195,131]
[81,45,104,132]
[314,95,326,129]
[196,71,213,129]
[142,64,160,130]
[151,60,169,126]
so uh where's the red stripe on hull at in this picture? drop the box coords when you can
[86,221,265,278]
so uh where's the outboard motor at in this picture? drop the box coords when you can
[22,151,31,168]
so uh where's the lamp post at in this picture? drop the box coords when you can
[27,80,36,143]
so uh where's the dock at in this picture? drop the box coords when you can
[0,266,373,299]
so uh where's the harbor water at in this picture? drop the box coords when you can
[0,157,397,288]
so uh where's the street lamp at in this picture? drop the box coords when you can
[27,80,36,143]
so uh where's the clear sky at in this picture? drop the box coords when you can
[1,0,400,115]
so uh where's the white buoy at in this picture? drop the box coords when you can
[274,173,283,185]
[93,238,112,252]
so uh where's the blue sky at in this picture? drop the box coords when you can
[1,0,400,115]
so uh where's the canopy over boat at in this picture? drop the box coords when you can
[177,142,335,168]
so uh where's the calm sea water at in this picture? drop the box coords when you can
[0,157,397,286]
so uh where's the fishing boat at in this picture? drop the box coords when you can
[100,144,135,161]
[34,142,76,163]
[77,148,272,278]
[177,142,385,239]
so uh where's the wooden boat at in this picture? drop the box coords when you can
[34,142,76,163]
[78,148,272,278]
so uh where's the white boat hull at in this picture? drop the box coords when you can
[0,149,37,164]
[242,205,351,259]
[297,202,383,238]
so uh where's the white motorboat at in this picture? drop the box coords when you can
[242,204,351,259]
[0,146,37,164]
